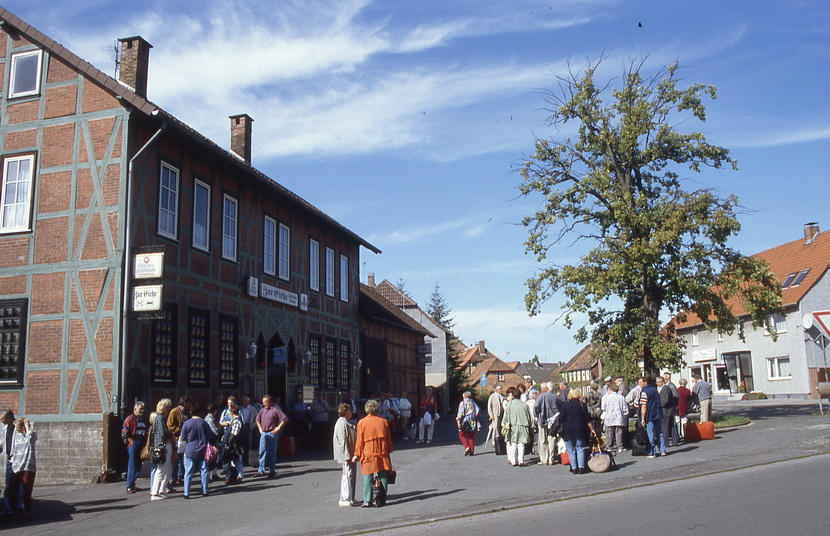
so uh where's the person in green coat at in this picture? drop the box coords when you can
[501,387,533,466]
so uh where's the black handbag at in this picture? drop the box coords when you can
[387,469,397,485]
[494,436,507,455]
[151,445,166,464]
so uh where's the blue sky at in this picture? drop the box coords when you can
[9,1,829,364]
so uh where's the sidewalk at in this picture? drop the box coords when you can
[7,400,830,535]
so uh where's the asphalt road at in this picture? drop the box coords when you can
[392,452,830,536]
[5,399,830,535]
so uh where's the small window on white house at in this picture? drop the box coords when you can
[1,155,35,232]
[9,50,43,98]
[264,217,276,275]
[764,313,787,335]
[767,356,791,380]
[339,254,349,302]
[691,329,699,347]
[279,224,290,280]
[309,239,320,291]
[158,162,179,239]
[222,195,238,261]
[192,180,210,251]
[325,247,335,297]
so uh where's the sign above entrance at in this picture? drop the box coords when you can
[134,252,164,279]
[260,281,299,308]
[692,348,716,362]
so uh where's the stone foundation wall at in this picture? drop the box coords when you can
[32,421,104,484]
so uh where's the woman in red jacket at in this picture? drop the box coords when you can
[353,399,393,507]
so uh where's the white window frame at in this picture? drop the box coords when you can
[192,179,210,251]
[1,154,35,233]
[691,329,699,347]
[157,162,179,239]
[8,50,43,98]
[264,216,276,275]
[325,247,335,297]
[764,313,788,335]
[309,239,320,291]
[279,223,290,281]
[339,254,349,302]
[767,356,791,380]
[222,195,238,261]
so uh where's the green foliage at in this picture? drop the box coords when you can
[425,282,455,330]
[520,57,782,374]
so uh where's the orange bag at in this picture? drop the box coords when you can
[685,421,715,441]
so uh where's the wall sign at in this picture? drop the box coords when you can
[133,285,163,311]
[134,252,164,279]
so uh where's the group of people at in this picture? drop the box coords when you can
[460,372,714,474]
[0,410,36,519]
[121,393,289,500]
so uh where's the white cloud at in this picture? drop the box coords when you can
[728,125,830,149]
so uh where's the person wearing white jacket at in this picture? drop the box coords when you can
[333,403,358,506]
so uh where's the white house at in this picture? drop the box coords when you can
[674,223,830,399]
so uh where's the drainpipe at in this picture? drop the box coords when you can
[118,113,166,418]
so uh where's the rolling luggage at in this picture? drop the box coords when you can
[631,424,649,456]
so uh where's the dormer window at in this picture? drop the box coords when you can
[9,50,43,98]
[782,273,796,288]
[792,269,809,287]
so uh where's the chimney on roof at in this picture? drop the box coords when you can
[368,273,375,287]
[118,37,152,98]
[804,222,820,245]
[230,114,254,163]
[477,341,486,356]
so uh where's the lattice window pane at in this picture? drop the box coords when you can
[0,300,26,387]
[339,340,350,390]
[219,316,237,386]
[309,335,321,387]
[152,308,176,384]
[188,309,209,386]
[325,338,336,390]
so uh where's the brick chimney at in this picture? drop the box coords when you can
[118,37,152,98]
[804,222,820,245]
[477,341,486,356]
[230,114,254,163]
[367,273,375,287]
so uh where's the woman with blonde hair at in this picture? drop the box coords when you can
[149,398,174,500]
[559,388,595,474]
[353,399,393,507]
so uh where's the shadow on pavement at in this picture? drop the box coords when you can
[390,488,464,505]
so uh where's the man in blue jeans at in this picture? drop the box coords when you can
[121,401,146,494]
[638,376,666,458]
[179,402,214,498]
[256,395,288,478]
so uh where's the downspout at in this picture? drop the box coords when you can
[118,113,167,418]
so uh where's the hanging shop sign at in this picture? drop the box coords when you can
[134,252,164,279]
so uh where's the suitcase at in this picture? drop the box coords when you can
[685,421,715,441]
[277,435,296,456]
[494,436,506,455]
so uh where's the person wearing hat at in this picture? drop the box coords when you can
[601,376,613,396]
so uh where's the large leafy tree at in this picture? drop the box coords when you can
[519,58,782,376]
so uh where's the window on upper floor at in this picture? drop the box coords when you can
[339,254,348,302]
[309,239,320,291]
[764,313,787,335]
[222,195,238,261]
[691,329,699,346]
[279,224,290,280]
[792,269,809,287]
[264,216,276,275]
[0,299,27,388]
[767,356,791,380]
[1,154,35,233]
[9,50,43,99]
[192,179,210,251]
[158,162,179,239]
[325,247,335,297]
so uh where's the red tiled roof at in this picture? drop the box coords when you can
[359,284,430,335]
[676,228,830,329]
[374,280,418,308]
[560,344,598,372]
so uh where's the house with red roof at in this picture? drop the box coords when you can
[673,223,830,399]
